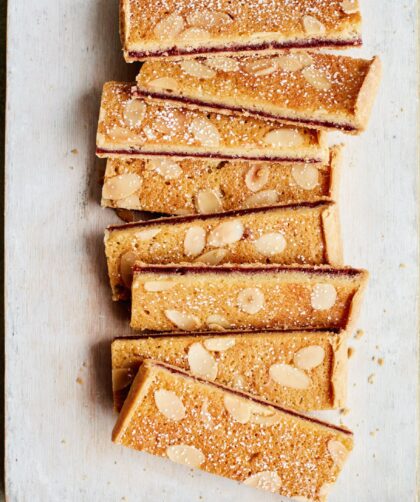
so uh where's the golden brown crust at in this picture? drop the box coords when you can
[330,331,349,408]
[345,270,369,330]
[354,56,382,131]
[322,203,343,266]
[328,144,343,200]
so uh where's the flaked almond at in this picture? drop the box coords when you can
[291,165,319,190]
[327,440,349,467]
[341,0,359,14]
[205,314,231,331]
[208,220,244,247]
[187,342,218,380]
[166,444,205,467]
[204,336,235,351]
[115,193,141,209]
[275,53,313,72]
[302,67,332,91]
[147,77,179,92]
[232,373,246,389]
[249,413,282,426]
[180,60,216,79]
[237,288,264,314]
[148,158,182,179]
[190,117,220,147]
[302,15,326,35]
[195,189,223,214]
[263,128,305,148]
[294,345,325,370]
[144,281,175,292]
[135,228,161,241]
[244,190,279,208]
[112,368,133,392]
[184,226,206,257]
[245,166,270,192]
[244,58,277,77]
[243,471,281,492]
[205,57,240,72]
[102,174,142,200]
[195,249,228,265]
[165,310,202,331]
[311,284,337,310]
[154,13,185,39]
[269,363,311,389]
[224,395,252,423]
[123,100,147,128]
[154,390,186,421]
[120,251,138,287]
[179,27,210,42]
[253,233,286,256]
[186,9,232,28]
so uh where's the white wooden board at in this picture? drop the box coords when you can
[5,1,419,501]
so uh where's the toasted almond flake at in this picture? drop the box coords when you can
[147,77,179,92]
[123,100,147,128]
[205,57,240,72]
[166,444,205,467]
[103,174,142,200]
[180,60,216,79]
[294,346,325,370]
[245,166,270,192]
[187,343,218,380]
[249,413,282,426]
[186,9,232,28]
[223,395,252,424]
[341,0,359,14]
[237,288,264,314]
[263,129,304,148]
[232,373,246,389]
[190,117,220,147]
[147,158,182,179]
[311,284,337,310]
[243,471,281,492]
[327,440,349,467]
[303,15,326,35]
[179,27,210,43]
[195,189,223,214]
[115,193,141,209]
[165,310,201,331]
[184,226,206,257]
[112,368,133,392]
[302,67,332,91]
[195,249,228,265]
[120,251,139,287]
[204,337,235,351]
[144,281,175,292]
[269,363,311,389]
[244,58,277,77]
[291,165,319,190]
[253,233,286,256]
[154,14,185,39]
[275,53,313,72]
[135,228,161,241]
[205,314,231,331]
[154,390,186,421]
[244,190,279,208]
[208,220,244,247]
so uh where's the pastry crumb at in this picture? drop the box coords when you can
[61,439,66,444]
[354,329,364,340]
[340,408,350,416]
[347,347,355,358]
[76,377,83,385]
[399,263,406,268]
[368,374,375,384]
[378,358,384,366]
[71,148,79,154]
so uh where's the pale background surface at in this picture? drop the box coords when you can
[5,1,419,501]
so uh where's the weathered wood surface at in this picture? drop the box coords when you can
[5,1,418,500]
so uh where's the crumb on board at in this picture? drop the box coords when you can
[76,377,83,385]
[354,329,364,340]
[340,408,350,416]
[71,148,79,154]
[378,357,385,366]
[368,374,375,384]
[399,263,406,268]
[347,347,355,359]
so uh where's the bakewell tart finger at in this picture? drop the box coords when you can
[112,360,354,501]
[96,82,328,163]
[130,264,368,332]
[105,201,343,301]
[121,0,362,61]
[111,329,349,412]
[102,146,342,215]
[135,53,382,134]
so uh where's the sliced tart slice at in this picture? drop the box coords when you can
[130,264,368,331]
[96,82,327,163]
[136,53,381,134]
[105,202,343,300]
[112,360,353,501]
[111,329,348,412]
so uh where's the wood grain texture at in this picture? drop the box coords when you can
[5,1,418,501]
